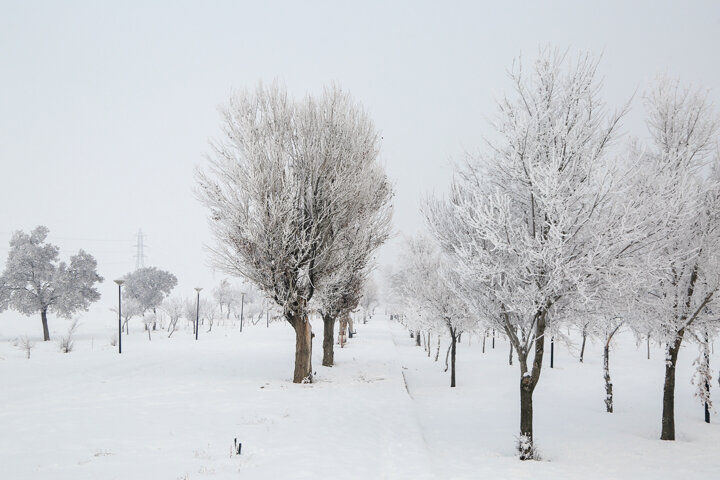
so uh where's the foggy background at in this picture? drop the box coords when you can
[1,0,718,319]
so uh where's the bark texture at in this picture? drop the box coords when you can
[40,308,50,341]
[290,313,313,384]
[603,344,613,413]
[661,330,684,440]
[450,327,457,388]
[322,314,335,367]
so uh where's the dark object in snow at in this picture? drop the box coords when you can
[234,438,242,455]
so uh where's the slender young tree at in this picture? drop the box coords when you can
[392,236,473,387]
[631,80,720,440]
[198,83,391,383]
[425,51,644,459]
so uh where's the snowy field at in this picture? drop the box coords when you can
[1,313,719,479]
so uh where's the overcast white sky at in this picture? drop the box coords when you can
[1,0,719,313]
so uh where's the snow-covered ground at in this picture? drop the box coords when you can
[1,312,718,479]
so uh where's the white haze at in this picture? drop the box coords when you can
[0,0,718,311]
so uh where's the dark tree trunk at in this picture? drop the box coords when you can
[450,327,457,388]
[661,330,684,440]
[604,344,613,413]
[482,330,486,353]
[550,337,554,368]
[322,314,335,367]
[705,331,711,424]
[444,344,451,372]
[40,308,50,341]
[517,311,546,460]
[580,329,587,363]
[435,336,441,361]
[509,342,513,366]
[290,312,313,384]
[519,377,534,460]
[647,334,651,360]
[427,333,431,357]
[415,330,421,347]
[492,329,495,349]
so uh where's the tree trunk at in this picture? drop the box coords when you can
[492,328,495,349]
[427,333,431,357]
[291,314,313,384]
[705,331,711,424]
[580,330,587,363]
[348,317,354,339]
[661,330,684,440]
[604,344,613,413]
[444,344,451,372]
[435,336,441,361]
[509,341,513,366]
[482,330,486,353]
[647,335,651,360]
[322,314,335,367]
[40,308,50,341]
[550,336,554,368]
[415,330,421,347]
[516,310,546,460]
[519,378,534,460]
[450,328,457,388]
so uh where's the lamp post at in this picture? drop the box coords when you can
[194,287,202,341]
[114,279,124,354]
[240,292,246,332]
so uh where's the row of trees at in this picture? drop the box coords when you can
[0,227,209,342]
[392,50,720,459]
[197,83,392,382]
[120,278,275,338]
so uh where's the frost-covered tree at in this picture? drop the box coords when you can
[315,170,391,367]
[630,80,720,440]
[122,267,178,329]
[392,236,473,387]
[162,296,185,338]
[425,51,643,459]
[198,82,391,383]
[213,279,234,318]
[111,297,142,334]
[0,226,103,341]
[359,278,380,322]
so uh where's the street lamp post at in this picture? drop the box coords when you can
[240,292,246,332]
[194,287,202,341]
[114,279,124,354]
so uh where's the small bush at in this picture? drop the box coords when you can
[18,336,35,359]
[58,319,79,353]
